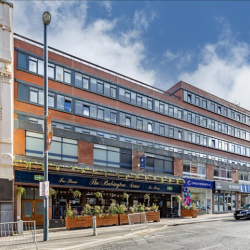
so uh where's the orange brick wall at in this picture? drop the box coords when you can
[174,158,183,177]
[206,164,214,180]
[14,128,25,155]
[78,141,93,165]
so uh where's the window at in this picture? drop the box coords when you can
[202,99,207,108]
[125,91,131,103]
[188,113,192,122]
[98,108,104,120]
[237,114,240,122]
[137,96,142,106]
[160,125,165,135]
[64,69,71,84]
[137,119,143,130]
[111,112,117,123]
[214,167,232,181]
[187,93,192,103]
[48,63,55,78]
[188,133,192,142]
[169,107,174,117]
[211,121,215,130]
[211,103,215,112]
[178,131,182,139]
[26,131,77,162]
[30,88,38,103]
[83,105,90,116]
[177,109,182,119]
[231,111,235,119]
[195,97,200,106]
[56,66,63,81]
[75,73,89,89]
[148,99,153,110]
[29,57,37,73]
[125,117,131,127]
[48,94,55,107]
[196,135,200,144]
[218,141,222,149]
[224,108,228,117]
[204,137,207,146]
[94,144,132,169]
[218,123,222,132]
[145,154,173,173]
[211,139,215,148]
[110,86,116,98]
[65,99,72,112]
[159,104,164,113]
[97,82,104,94]
[218,106,221,114]
[17,52,27,70]
[183,161,206,179]
[148,122,153,132]
[195,116,199,125]
[203,118,207,127]
[169,128,174,137]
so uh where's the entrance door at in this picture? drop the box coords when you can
[22,200,44,226]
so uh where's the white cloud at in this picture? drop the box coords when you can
[163,50,192,69]
[13,1,156,85]
[179,18,250,110]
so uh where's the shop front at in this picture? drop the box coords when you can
[239,184,250,207]
[214,181,240,213]
[15,170,182,225]
[183,178,214,215]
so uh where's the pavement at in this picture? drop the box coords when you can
[33,213,233,250]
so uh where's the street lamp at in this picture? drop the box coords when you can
[42,11,51,242]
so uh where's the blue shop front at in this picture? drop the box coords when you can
[183,178,214,215]
[15,170,182,225]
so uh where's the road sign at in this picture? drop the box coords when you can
[39,181,49,196]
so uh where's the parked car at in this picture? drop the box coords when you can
[234,203,250,220]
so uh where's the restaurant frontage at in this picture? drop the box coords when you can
[14,167,184,226]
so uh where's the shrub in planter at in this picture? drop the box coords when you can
[151,203,159,212]
[107,204,118,216]
[117,204,127,215]
[73,190,82,198]
[137,203,145,212]
[94,191,103,199]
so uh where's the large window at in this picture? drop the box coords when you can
[239,171,250,183]
[183,161,206,179]
[214,167,232,181]
[25,131,78,162]
[145,154,173,174]
[93,144,132,169]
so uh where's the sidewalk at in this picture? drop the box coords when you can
[36,213,233,250]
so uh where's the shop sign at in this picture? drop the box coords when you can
[34,175,44,181]
[183,178,214,190]
[215,181,241,192]
[241,185,250,193]
[15,170,182,194]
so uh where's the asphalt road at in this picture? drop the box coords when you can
[88,219,250,250]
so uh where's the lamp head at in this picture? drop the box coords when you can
[42,11,51,25]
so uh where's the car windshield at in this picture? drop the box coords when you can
[240,204,250,209]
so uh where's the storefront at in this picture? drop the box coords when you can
[183,178,214,215]
[214,181,240,213]
[15,170,182,225]
[239,184,250,207]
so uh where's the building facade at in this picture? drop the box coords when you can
[11,30,250,224]
[0,0,14,223]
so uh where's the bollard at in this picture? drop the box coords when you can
[93,216,97,236]
[17,216,23,234]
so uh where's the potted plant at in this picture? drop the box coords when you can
[94,191,103,199]
[145,203,160,222]
[49,188,56,198]
[181,203,198,218]
[17,186,26,197]
[73,190,82,198]
[117,204,129,225]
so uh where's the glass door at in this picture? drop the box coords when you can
[22,200,35,221]
[219,195,224,212]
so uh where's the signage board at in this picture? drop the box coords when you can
[39,181,49,196]
[15,170,181,194]
[215,181,241,192]
[241,185,250,193]
[183,178,214,190]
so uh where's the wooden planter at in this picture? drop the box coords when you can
[145,211,160,222]
[96,214,119,227]
[118,214,129,225]
[181,209,198,218]
[65,216,93,229]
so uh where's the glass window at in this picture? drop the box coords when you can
[218,106,221,114]
[56,66,63,81]
[125,117,131,127]
[137,119,143,130]
[29,57,37,73]
[137,96,142,106]
[64,69,71,84]
[48,95,55,107]
[83,77,89,89]
[17,52,27,70]
[104,109,111,122]
[75,73,82,88]
[178,131,182,139]
[38,60,44,75]
[98,108,104,120]
[48,63,55,78]
[125,91,131,103]
[148,99,153,110]
[30,88,38,103]
[169,107,174,117]
[83,105,90,116]
[57,95,64,110]
[202,99,207,108]
[90,78,97,92]
[187,94,191,103]
[110,87,116,98]
[38,90,44,105]
[65,99,72,112]
[169,128,174,137]
[160,104,164,113]
[97,82,104,94]
[148,122,153,132]
[160,125,165,135]
[177,109,182,119]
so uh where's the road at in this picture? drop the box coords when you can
[88,219,250,250]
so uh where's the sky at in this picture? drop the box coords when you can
[12,1,250,110]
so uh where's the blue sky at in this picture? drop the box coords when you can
[13,1,250,109]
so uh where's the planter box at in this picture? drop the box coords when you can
[145,211,160,222]
[181,209,198,218]
[118,214,129,225]
[96,214,119,227]
[65,216,93,229]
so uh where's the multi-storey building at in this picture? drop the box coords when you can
[12,34,250,225]
[0,0,14,223]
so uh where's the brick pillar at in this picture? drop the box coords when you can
[132,150,143,172]
[174,158,183,177]
[78,141,93,165]
[206,164,214,180]
[14,129,25,155]
[232,169,239,183]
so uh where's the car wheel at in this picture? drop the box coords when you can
[235,217,240,220]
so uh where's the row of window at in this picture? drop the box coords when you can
[214,167,232,181]
[19,113,250,168]
[17,51,250,143]
[184,90,249,126]
[26,131,78,162]
[183,161,206,179]
[17,82,250,160]
[239,172,250,182]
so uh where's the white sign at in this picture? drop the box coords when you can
[39,181,49,196]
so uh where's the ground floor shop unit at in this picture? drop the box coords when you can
[239,184,250,207]
[183,177,214,215]
[14,170,182,226]
[214,181,240,213]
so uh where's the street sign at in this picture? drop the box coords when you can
[39,181,49,196]
[140,157,145,170]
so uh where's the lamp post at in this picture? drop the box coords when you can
[42,11,51,242]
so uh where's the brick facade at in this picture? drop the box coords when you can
[78,141,93,165]
[206,164,214,180]
[174,158,183,177]
[232,169,239,183]
[132,150,143,172]
[14,129,25,156]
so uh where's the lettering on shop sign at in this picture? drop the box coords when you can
[129,183,140,189]
[34,175,44,181]
[167,186,173,191]
[148,185,160,191]
[58,178,77,184]
[89,178,140,189]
